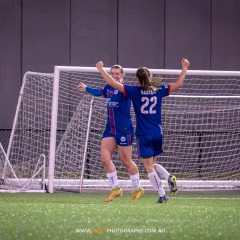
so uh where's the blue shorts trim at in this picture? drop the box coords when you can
[137,134,163,158]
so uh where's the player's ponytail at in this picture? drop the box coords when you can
[136,67,158,91]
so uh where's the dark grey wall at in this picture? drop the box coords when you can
[165,0,211,69]
[211,0,240,69]
[22,0,70,73]
[118,0,165,68]
[71,0,118,66]
[0,0,240,149]
[0,1,21,129]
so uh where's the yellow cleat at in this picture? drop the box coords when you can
[168,175,178,195]
[131,187,144,201]
[104,187,123,202]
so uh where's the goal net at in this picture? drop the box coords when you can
[1,66,240,192]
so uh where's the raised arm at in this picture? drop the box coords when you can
[170,58,190,92]
[77,82,102,96]
[96,61,124,93]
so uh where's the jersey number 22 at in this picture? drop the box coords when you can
[141,96,157,114]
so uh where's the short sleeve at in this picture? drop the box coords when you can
[123,84,135,98]
[101,86,108,98]
[159,84,170,97]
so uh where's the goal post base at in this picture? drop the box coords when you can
[1,178,239,193]
[0,178,47,193]
[53,179,240,192]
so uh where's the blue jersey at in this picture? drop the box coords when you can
[102,85,133,136]
[123,84,170,136]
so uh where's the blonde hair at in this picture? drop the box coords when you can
[110,64,123,73]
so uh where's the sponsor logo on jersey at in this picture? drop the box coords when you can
[160,84,168,89]
[120,136,126,142]
[107,102,119,107]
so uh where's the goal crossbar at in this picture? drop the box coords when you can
[54,66,240,77]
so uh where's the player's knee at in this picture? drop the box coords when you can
[100,150,112,163]
[120,159,129,167]
[121,158,133,168]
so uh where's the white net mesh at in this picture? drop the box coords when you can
[0,73,51,191]
[1,68,240,192]
[162,96,240,180]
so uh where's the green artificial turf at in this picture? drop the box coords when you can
[0,192,239,240]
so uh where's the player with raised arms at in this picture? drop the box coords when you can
[96,59,190,203]
[78,64,144,202]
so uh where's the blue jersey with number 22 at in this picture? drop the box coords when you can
[123,84,170,136]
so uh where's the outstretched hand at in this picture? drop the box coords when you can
[182,58,190,70]
[77,82,86,92]
[96,61,104,70]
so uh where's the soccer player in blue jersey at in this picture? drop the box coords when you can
[96,59,190,203]
[78,64,144,202]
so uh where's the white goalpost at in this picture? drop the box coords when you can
[1,66,240,193]
[0,72,49,192]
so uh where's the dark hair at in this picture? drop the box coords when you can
[110,64,124,73]
[136,67,157,91]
